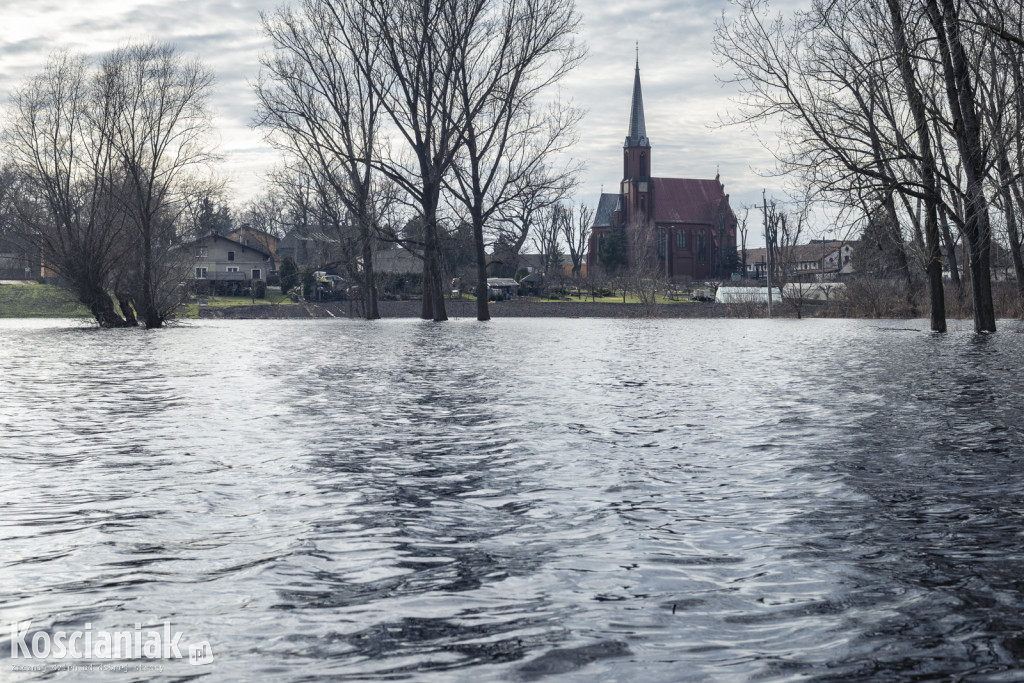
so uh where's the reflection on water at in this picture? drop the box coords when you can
[2,317,1024,681]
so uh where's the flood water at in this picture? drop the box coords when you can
[2,317,1024,681]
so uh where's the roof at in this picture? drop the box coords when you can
[227,226,280,240]
[487,278,519,288]
[745,241,851,265]
[651,177,734,225]
[625,61,649,148]
[187,232,273,259]
[518,253,546,271]
[593,193,621,228]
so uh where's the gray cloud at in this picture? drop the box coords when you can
[0,0,791,232]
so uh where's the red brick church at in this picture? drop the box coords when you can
[587,60,738,281]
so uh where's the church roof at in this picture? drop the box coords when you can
[651,177,734,225]
[625,60,649,148]
[593,192,622,228]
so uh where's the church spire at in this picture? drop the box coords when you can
[626,48,649,148]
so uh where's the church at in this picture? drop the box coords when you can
[587,60,739,281]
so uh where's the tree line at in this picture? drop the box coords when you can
[716,0,1024,333]
[0,0,586,326]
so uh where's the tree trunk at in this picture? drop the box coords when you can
[116,293,138,326]
[886,0,946,331]
[938,206,963,294]
[141,229,163,329]
[361,232,380,320]
[997,154,1024,302]
[81,288,128,328]
[421,252,433,320]
[928,0,995,332]
[471,209,490,322]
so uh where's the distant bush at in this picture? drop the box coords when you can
[594,287,613,297]
[279,256,299,294]
[253,279,267,299]
[300,267,316,299]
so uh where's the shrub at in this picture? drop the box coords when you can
[253,279,267,299]
[279,256,299,294]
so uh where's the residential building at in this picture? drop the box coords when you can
[743,241,855,281]
[226,224,280,258]
[189,233,274,294]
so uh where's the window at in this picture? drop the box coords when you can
[195,267,207,279]
[657,230,666,258]
[227,266,239,273]
[227,251,235,261]
[697,231,706,263]
[195,247,207,258]
[676,231,686,250]
[252,269,261,280]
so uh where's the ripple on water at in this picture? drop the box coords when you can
[2,318,1024,681]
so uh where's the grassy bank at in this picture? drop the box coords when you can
[0,283,297,319]
[0,283,89,318]
[177,291,296,319]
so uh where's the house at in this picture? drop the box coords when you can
[586,59,738,281]
[0,233,39,280]
[487,277,519,299]
[189,233,274,295]
[743,241,855,281]
[226,224,280,258]
[277,228,340,267]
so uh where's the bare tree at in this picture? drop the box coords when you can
[98,42,218,328]
[328,0,474,321]
[764,199,809,318]
[255,0,384,319]
[622,218,666,313]
[531,204,565,281]
[561,201,593,291]
[444,0,584,320]
[4,51,133,327]
[736,206,750,278]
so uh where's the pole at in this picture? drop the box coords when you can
[763,189,772,317]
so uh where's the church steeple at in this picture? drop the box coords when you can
[625,53,649,148]
[622,50,651,184]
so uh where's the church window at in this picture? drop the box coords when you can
[697,231,706,263]
[676,231,686,250]
[657,230,666,257]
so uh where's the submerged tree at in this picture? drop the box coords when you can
[444,0,584,320]
[4,45,218,328]
[4,52,133,327]
[255,0,384,319]
[714,0,1009,330]
[99,42,218,328]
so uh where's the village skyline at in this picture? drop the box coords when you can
[0,0,808,246]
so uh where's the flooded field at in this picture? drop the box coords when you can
[2,317,1024,681]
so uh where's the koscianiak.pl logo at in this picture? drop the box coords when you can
[9,621,214,666]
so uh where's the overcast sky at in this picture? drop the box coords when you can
[0,0,796,244]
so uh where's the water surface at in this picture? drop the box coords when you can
[2,317,1024,681]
